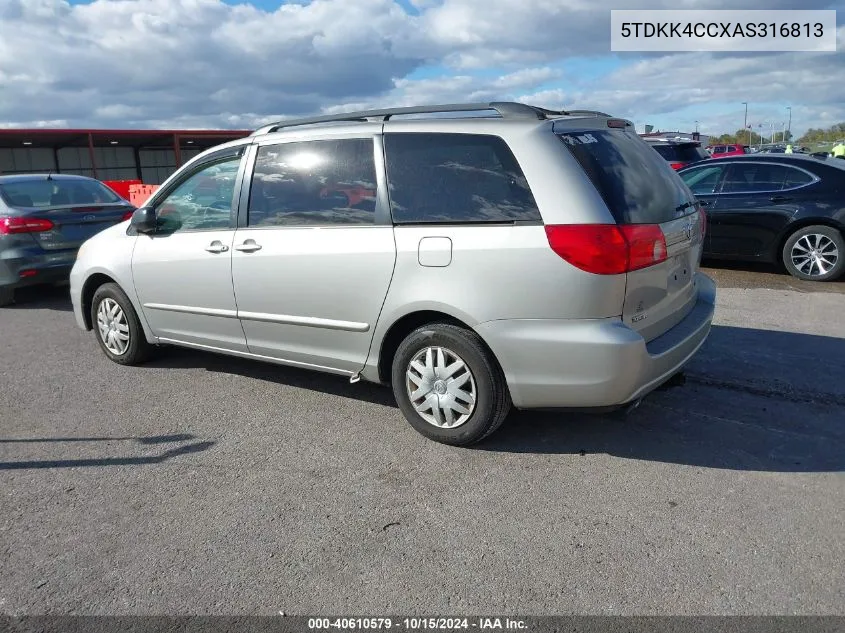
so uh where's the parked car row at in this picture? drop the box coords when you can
[64,102,715,446]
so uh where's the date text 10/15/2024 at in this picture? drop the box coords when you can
[307,618,528,630]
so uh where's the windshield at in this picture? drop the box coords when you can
[557,129,696,224]
[0,178,122,208]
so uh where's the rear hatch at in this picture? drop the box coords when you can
[556,127,705,343]
[0,178,134,250]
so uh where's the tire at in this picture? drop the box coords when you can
[391,323,511,446]
[0,286,13,307]
[782,225,845,282]
[90,282,153,365]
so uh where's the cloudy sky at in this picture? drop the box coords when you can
[1,0,843,137]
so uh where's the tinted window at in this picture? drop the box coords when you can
[722,163,810,193]
[557,129,694,224]
[651,143,708,163]
[0,178,122,207]
[154,156,242,233]
[713,146,726,154]
[384,133,541,224]
[248,139,376,227]
[681,165,727,195]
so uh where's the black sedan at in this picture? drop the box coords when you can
[678,154,845,282]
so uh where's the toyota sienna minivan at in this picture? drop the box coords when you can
[70,102,715,446]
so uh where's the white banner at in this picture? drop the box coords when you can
[610,10,837,52]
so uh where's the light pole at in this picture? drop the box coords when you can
[695,120,699,133]
[742,102,748,146]
[786,106,792,142]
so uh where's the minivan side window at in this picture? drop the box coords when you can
[153,155,242,233]
[383,133,541,224]
[247,138,377,227]
[713,146,726,154]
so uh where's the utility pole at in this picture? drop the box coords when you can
[786,106,792,141]
[742,102,748,146]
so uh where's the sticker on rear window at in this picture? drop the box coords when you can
[562,133,599,146]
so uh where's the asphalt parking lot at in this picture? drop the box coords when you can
[1,263,843,616]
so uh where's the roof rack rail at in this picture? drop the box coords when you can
[250,101,587,135]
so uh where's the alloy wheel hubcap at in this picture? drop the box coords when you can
[791,234,839,277]
[406,346,477,429]
[96,298,130,355]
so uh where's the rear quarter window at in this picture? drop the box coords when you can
[557,129,695,225]
[383,133,541,224]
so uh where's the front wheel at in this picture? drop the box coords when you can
[90,283,153,365]
[782,225,844,282]
[391,323,511,446]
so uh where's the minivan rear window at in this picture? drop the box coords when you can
[557,130,695,225]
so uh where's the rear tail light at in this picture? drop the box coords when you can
[669,162,685,170]
[545,224,667,275]
[0,217,55,235]
[19,269,38,278]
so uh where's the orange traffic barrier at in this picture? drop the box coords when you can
[128,184,160,208]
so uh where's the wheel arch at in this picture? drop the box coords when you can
[79,272,156,344]
[80,273,119,330]
[374,309,503,385]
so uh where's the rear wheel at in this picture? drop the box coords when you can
[782,225,844,282]
[0,286,13,307]
[391,323,511,446]
[90,283,153,365]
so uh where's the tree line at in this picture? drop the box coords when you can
[707,129,792,146]
[796,122,845,145]
[706,122,845,146]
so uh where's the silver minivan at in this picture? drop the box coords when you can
[70,102,715,446]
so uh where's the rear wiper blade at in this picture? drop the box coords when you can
[675,201,694,213]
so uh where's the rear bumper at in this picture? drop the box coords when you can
[476,273,716,409]
[0,246,76,290]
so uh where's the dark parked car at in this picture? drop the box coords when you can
[643,138,710,170]
[678,155,845,281]
[0,174,136,306]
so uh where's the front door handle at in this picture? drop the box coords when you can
[770,195,792,203]
[205,240,229,254]
[234,239,262,252]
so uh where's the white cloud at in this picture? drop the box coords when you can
[0,0,843,137]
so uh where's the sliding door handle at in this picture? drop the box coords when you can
[234,239,262,253]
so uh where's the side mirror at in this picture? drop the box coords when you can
[130,207,156,234]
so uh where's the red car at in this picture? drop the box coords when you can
[706,144,750,158]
